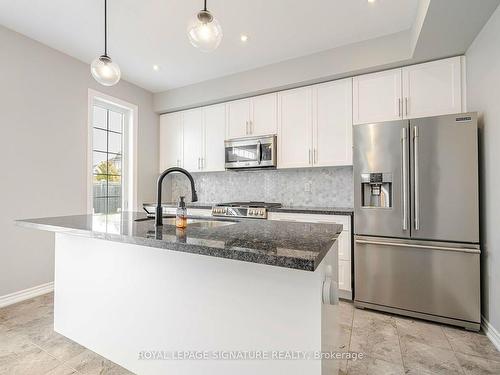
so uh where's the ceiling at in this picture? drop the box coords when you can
[0,0,419,92]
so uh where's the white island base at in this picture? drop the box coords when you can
[54,233,341,375]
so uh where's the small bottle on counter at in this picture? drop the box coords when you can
[176,196,188,228]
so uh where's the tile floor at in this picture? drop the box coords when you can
[0,293,132,375]
[1,293,500,374]
[337,301,500,375]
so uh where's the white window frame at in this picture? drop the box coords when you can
[87,89,138,214]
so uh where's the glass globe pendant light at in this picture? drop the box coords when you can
[187,0,223,52]
[91,0,121,86]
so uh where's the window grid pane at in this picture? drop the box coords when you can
[92,106,123,215]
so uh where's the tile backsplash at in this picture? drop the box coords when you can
[168,166,353,207]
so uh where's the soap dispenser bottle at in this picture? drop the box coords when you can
[176,196,188,228]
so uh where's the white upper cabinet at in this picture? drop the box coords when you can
[227,99,250,139]
[227,93,277,139]
[278,87,313,169]
[182,109,203,172]
[278,80,353,169]
[313,78,353,166]
[250,93,277,136]
[353,68,402,125]
[159,57,465,174]
[402,56,462,119]
[202,103,226,172]
[353,57,464,125]
[159,112,183,172]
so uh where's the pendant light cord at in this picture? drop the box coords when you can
[204,0,207,11]
[104,0,108,56]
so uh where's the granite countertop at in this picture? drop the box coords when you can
[144,203,354,216]
[16,212,342,272]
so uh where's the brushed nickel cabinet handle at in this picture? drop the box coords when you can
[398,98,402,118]
[405,97,409,116]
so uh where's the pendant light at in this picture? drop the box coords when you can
[91,0,121,86]
[187,0,223,52]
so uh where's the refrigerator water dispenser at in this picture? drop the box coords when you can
[361,173,392,208]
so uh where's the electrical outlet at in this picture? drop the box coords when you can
[304,182,312,193]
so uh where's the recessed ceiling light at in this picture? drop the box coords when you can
[153,65,160,71]
[240,34,249,42]
[368,0,376,3]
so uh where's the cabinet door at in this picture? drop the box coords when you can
[314,79,353,166]
[182,109,203,172]
[159,113,182,172]
[339,260,352,292]
[202,104,226,172]
[337,231,351,261]
[277,87,313,168]
[250,93,277,136]
[402,57,462,119]
[353,68,402,125]
[227,98,250,139]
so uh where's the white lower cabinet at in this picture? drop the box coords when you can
[338,260,351,294]
[267,212,353,299]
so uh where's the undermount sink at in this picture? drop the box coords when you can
[135,216,237,228]
[161,218,236,228]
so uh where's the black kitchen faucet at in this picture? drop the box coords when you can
[155,167,198,226]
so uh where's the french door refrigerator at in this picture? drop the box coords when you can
[353,112,480,330]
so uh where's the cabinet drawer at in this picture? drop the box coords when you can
[339,260,352,292]
[267,212,351,232]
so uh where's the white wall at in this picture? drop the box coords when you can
[466,4,500,333]
[0,25,159,297]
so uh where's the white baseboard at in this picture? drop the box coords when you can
[0,282,54,308]
[339,289,352,301]
[482,315,500,351]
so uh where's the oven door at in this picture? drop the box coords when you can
[225,135,276,169]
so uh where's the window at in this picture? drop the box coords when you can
[88,90,137,215]
[92,106,124,214]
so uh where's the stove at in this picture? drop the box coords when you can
[212,201,282,219]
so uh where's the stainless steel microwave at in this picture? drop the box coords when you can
[224,135,277,169]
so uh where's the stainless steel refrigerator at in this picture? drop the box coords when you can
[353,112,480,331]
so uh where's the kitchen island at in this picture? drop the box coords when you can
[17,212,343,375]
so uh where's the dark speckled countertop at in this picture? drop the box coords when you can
[16,212,342,272]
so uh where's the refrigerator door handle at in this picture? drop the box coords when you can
[355,239,480,254]
[413,125,420,231]
[401,128,408,231]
